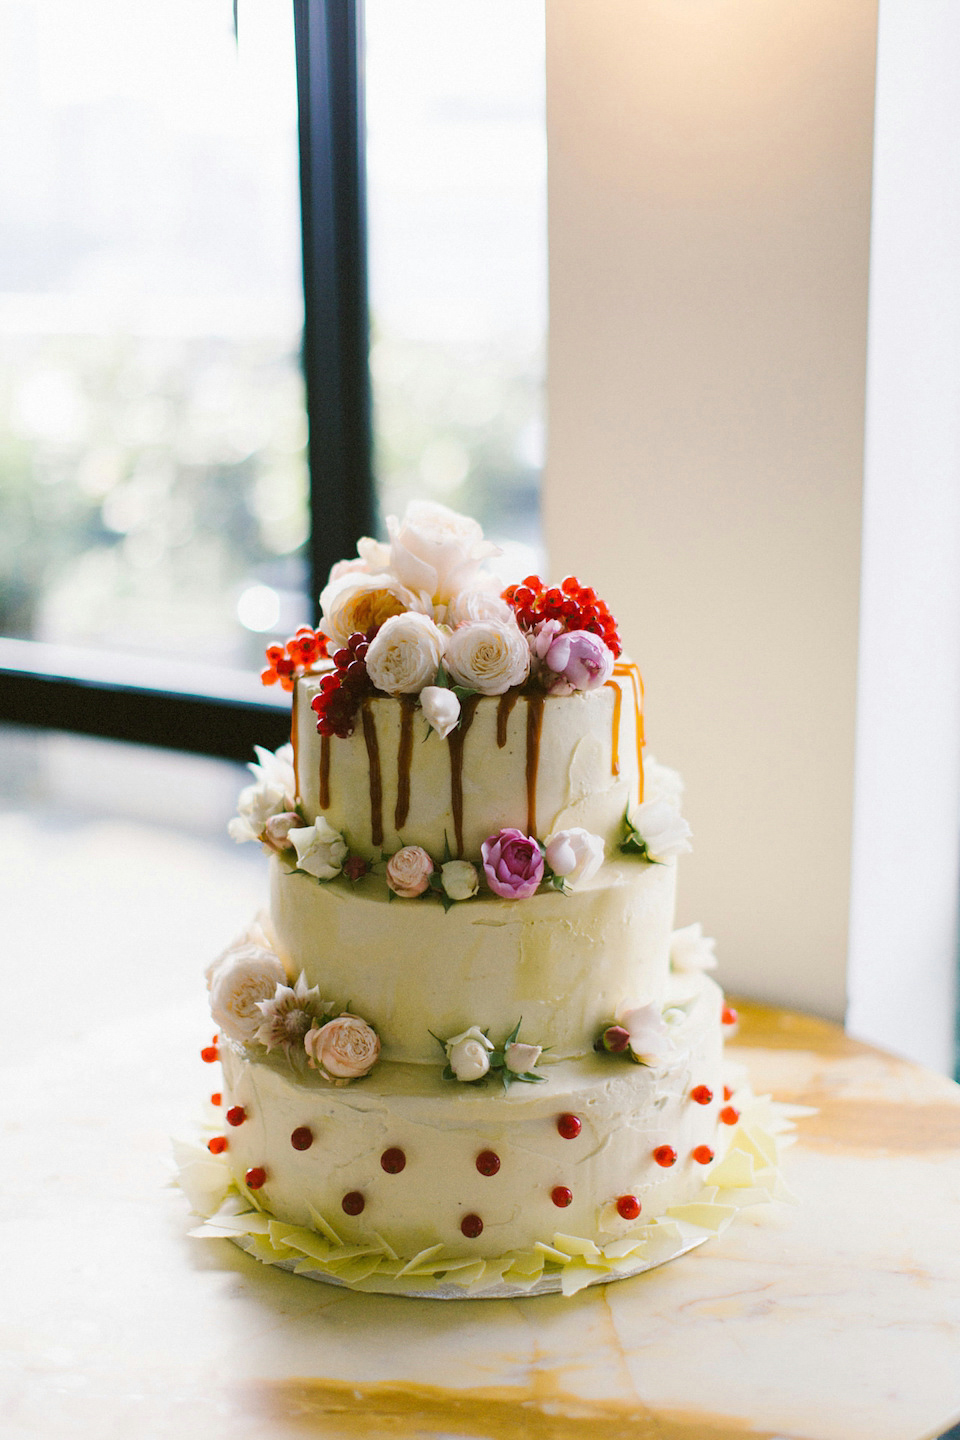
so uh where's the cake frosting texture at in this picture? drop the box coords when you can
[184,501,770,1297]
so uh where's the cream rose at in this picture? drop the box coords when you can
[615,998,674,1067]
[445,585,511,628]
[227,742,297,843]
[387,500,500,604]
[443,618,530,695]
[670,921,717,972]
[209,944,288,1045]
[305,1013,380,1079]
[318,571,429,649]
[420,685,461,738]
[386,845,434,897]
[440,859,479,901]
[290,818,348,879]
[446,1025,494,1082]
[544,828,605,888]
[504,1041,542,1074]
[363,611,445,695]
[627,799,692,862]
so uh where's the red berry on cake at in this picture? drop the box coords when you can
[557,1114,582,1139]
[616,1195,641,1220]
[692,1146,714,1165]
[460,1214,484,1238]
[476,1150,501,1176]
[551,1186,573,1208]
[690,1085,713,1105]
[720,1105,740,1126]
[381,1147,407,1174]
[244,1167,267,1189]
[290,1127,313,1150]
[653,1145,677,1167]
[226,1106,246,1126]
[207,1136,227,1154]
[341,1191,365,1215]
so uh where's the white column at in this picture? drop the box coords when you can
[545,3,911,1038]
[846,2,960,1072]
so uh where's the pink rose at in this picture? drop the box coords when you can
[481,828,544,899]
[386,844,434,897]
[305,1014,381,1079]
[543,630,614,693]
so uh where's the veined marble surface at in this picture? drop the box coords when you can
[3,811,960,1440]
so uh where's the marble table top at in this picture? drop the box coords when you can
[3,813,960,1440]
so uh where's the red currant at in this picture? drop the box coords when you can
[244,1167,267,1189]
[692,1145,714,1165]
[691,1085,713,1105]
[207,1136,227,1154]
[342,1191,364,1215]
[226,1106,246,1126]
[551,1186,573,1208]
[557,1114,582,1139]
[720,1105,740,1126]
[616,1195,641,1220]
[210,1092,222,1106]
[200,1045,219,1063]
[381,1147,406,1174]
[476,1150,500,1176]
[653,1145,677,1167]
[291,1126,313,1150]
[460,1213,483,1239]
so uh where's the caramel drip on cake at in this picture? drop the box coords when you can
[525,693,545,837]
[290,678,300,799]
[395,696,416,831]
[448,694,482,856]
[603,678,623,777]
[361,699,384,847]
[614,661,645,803]
[318,734,331,811]
[496,690,521,748]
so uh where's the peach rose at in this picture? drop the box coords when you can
[386,845,434,897]
[305,1014,380,1079]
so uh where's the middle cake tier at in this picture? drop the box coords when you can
[266,854,676,1063]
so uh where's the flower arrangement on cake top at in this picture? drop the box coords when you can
[259,500,622,739]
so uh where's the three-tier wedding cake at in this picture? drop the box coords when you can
[177,502,788,1297]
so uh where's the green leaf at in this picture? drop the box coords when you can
[503,1018,523,1048]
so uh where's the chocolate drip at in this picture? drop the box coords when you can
[447,694,482,856]
[604,678,623,777]
[319,734,331,810]
[361,699,383,847]
[496,690,521,748]
[525,693,545,837]
[395,695,416,830]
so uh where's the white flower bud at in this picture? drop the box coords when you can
[420,685,461,738]
[440,859,479,901]
[544,827,605,887]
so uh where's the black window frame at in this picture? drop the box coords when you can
[0,0,372,764]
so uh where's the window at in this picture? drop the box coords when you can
[0,0,547,758]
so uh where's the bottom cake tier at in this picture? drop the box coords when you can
[178,973,796,1294]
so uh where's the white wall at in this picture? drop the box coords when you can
[543,3,882,1027]
[846,1,960,1072]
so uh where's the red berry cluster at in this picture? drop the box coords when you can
[501,575,622,658]
[261,627,329,691]
[310,632,373,738]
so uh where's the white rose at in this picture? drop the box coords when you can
[670,921,718,972]
[504,1041,542,1074]
[363,611,445,695]
[440,859,479,901]
[318,571,430,649]
[387,500,500,604]
[445,584,511,628]
[627,799,692,861]
[544,828,605,888]
[443,618,530,695]
[642,757,685,809]
[421,686,461,738]
[615,998,674,1067]
[385,844,434,898]
[305,1013,380,1079]
[262,811,300,851]
[290,818,348,879]
[446,1025,494,1082]
[209,944,289,1045]
[227,742,297,843]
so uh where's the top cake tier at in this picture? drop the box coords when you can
[294,664,644,861]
